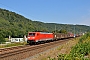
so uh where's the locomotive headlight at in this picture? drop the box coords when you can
[32,37,35,39]
[55,35,56,37]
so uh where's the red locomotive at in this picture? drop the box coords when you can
[27,32,54,44]
[27,32,74,45]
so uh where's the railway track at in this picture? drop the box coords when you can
[0,38,75,60]
[0,45,30,53]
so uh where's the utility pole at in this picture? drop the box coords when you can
[74,25,75,37]
[55,25,56,33]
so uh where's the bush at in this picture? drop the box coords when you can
[50,32,90,60]
[70,42,90,57]
[0,35,5,43]
[79,32,90,43]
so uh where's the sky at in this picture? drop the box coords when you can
[0,0,90,26]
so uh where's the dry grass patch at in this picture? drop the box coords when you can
[29,38,80,60]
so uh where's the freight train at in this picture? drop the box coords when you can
[27,32,74,45]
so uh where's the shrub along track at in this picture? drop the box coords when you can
[0,38,75,60]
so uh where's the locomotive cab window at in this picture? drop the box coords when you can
[29,33,35,36]
[37,34,39,36]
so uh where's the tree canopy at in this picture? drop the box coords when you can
[0,8,90,38]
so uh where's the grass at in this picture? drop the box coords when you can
[5,38,9,41]
[29,37,79,60]
[0,42,27,48]
[49,32,90,60]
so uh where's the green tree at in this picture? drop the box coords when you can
[0,35,5,43]
[0,8,90,38]
[59,29,67,33]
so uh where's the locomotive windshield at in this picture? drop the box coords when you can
[29,33,35,36]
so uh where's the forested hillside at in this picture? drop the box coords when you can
[0,8,90,38]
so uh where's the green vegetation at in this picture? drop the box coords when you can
[53,29,68,33]
[0,8,90,43]
[49,32,90,60]
[0,35,6,43]
[0,42,27,48]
